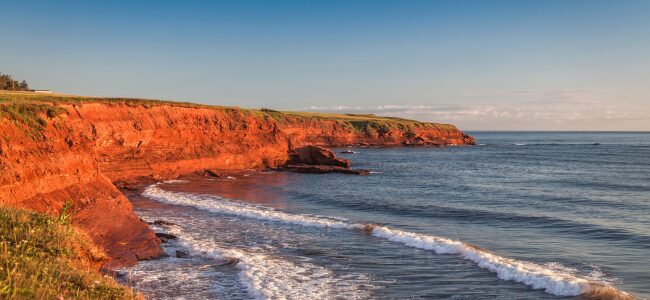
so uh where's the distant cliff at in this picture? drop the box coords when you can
[0,92,474,268]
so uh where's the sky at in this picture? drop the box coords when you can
[1,0,649,130]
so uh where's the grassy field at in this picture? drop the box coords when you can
[0,90,458,136]
[266,110,457,133]
[0,205,139,300]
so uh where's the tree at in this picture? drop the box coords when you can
[19,80,29,90]
[0,72,30,91]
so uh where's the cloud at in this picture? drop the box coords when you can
[460,88,613,105]
[289,89,650,130]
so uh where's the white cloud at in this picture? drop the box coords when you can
[289,89,650,130]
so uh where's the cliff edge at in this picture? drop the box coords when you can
[0,91,474,268]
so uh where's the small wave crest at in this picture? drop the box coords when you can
[164,224,373,299]
[143,184,349,229]
[142,184,634,299]
[365,225,632,298]
[513,142,602,146]
[162,179,190,184]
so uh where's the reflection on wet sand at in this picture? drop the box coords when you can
[158,171,294,209]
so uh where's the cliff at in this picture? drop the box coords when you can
[0,91,474,268]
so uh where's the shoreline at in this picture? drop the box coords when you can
[1,93,474,270]
[119,171,638,300]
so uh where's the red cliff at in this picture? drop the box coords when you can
[0,94,474,268]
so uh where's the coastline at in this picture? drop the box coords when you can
[119,166,639,300]
[0,92,474,271]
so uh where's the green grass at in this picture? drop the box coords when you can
[267,110,458,134]
[0,100,66,139]
[0,90,458,137]
[0,206,140,300]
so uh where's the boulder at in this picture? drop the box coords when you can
[283,146,369,175]
[288,146,350,168]
[155,232,178,243]
[176,250,190,258]
[153,220,177,226]
[283,164,369,175]
[202,169,224,177]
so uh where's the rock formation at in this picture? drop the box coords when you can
[283,145,369,175]
[0,96,474,268]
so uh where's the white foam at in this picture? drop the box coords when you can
[162,179,190,184]
[369,226,588,296]
[143,184,349,229]
[142,184,625,298]
[164,224,372,300]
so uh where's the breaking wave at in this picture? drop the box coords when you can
[162,179,190,184]
[142,184,634,299]
[160,225,372,300]
[513,143,602,146]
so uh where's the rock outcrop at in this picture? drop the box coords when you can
[0,95,474,268]
[288,145,351,168]
[283,146,369,175]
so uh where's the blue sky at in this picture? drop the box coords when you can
[1,0,649,130]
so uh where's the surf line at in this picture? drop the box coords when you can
[157,224,372,300]
[142,183,635,300]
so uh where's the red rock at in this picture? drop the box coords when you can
[288,146,351,168]
[283,164,370,175]
[284,146,369,175]
[0,101,473,270]
[203,169,224,177]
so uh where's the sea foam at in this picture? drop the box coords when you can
[142,184,634,299]
[161,221,372,300]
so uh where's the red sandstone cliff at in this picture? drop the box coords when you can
[0,98,473,268]
[279,115,474,147]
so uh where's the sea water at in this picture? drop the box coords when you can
[122,132,650,299]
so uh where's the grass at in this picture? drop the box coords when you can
[0,100,66,139]
[264,110,459,134]
[0,205,140,300]
[0,90,458,137]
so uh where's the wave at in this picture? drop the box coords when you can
[160,225,373,300]
[162,179,190,184]
[514,143,602,146]
[288,193,650,248]
[366,225,632,298]
[142,184,635,299]
[144,184,349,229]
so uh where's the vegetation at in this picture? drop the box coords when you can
[263,110,458,133]
[0,73,30,91]
[0,96,66,139]
[0,205,139,300]
[0,90,457,137]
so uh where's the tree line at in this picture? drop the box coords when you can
[0,72,30,91]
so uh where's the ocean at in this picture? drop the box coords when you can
[121,132,650,299]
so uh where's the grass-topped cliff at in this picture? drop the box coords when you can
[0,89,473,293]
[0,90,458,137]
[0,205,139,299]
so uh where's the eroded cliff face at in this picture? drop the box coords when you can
[0,101,473,268]
[0,112,162,268]
[280,116,474,147]
[70,103,290,181]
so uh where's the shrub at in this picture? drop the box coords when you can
[0,206,140,299]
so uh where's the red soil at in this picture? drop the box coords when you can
[0,102,473,268]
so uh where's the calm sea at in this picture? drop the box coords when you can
[122,132,650,299]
